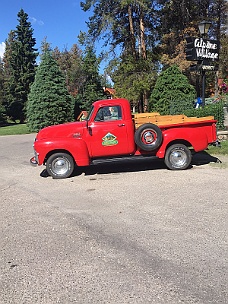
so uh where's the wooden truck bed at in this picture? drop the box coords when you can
[133,112,215,128]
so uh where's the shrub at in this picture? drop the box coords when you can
[149,65,196,115]
[0,105,7,126]
[27,50,74,132]
[183,101,225,130]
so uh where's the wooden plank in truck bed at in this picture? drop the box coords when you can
[132,112,215,128]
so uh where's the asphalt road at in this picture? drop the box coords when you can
[0,134,227,304]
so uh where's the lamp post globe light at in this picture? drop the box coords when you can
[198,20,212,37]
[198,20,211,107]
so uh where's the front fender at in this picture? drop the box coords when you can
[156,127,209,158]
[34,138,90,166]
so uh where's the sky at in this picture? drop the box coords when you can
[0,0,93,59]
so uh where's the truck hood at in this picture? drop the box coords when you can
[36,121,86,140]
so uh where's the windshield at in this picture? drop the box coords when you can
[86,106,94,121]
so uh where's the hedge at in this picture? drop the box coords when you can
[183,101,225,130]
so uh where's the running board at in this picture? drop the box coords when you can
[91,155,159,165]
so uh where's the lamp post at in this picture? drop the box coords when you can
[198,21,211,107]
[198,20,212,37]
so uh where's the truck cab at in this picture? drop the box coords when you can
[85,98,136,158]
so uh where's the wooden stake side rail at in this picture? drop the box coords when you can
[132,112,215,128]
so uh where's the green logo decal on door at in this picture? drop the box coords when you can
[102,133,118,146]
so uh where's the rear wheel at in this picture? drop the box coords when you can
[46,153,75,179]
[164,144,192,170]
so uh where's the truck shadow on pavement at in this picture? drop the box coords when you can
[79,158,166,176]
[40,151,221,178]
[191,150,221,166]
[78,151,221,176]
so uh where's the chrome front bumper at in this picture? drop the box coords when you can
[30,156,38,166]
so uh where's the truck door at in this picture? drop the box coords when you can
[88,105,131,157]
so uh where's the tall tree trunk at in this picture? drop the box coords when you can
[139,9,147,60]
[139,6,147,111]
[128,5,137,60]
[143,91,148,112]
[138,94,143,113]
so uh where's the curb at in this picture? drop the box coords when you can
[217,130,228,141]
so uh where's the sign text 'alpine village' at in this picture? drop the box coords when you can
[185,37,220,62]
[194,38,219,60]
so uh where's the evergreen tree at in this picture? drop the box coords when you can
[80,0,160,58]
[26,48,74,132]
[149,65,196,115]
[76,47,105,111]
[4,9,37,122]
[3,31,16,119]
[112,53,158,112]
[0,57,4,106]
[80,0,161,111]
[0,58,6,124]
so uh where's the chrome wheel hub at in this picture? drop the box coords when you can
[52,157,70,175]
[170,150,187,167]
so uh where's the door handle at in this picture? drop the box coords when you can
[118,124,125,127]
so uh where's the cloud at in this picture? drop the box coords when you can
[0,42,6,59]
[29,17,44,26]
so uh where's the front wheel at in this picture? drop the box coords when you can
[46,153,75,179]
[164,144,192,170]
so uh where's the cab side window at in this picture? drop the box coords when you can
[94,106,122,122]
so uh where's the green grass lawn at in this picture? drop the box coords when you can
[0,123,31,136]
[207,140,228,155]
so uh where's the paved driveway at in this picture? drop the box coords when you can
[0,134,227,304]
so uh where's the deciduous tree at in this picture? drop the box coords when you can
[53,44,84,97]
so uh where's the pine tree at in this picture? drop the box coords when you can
[80,0,160,59]
[3,31,16,119]
[149,65,196,115]
[80,0,161,111]
[4,9,37,122]
[112,53,158,112]
[26,48,74,132]
[0,58,6,124]
[77,47,105,111]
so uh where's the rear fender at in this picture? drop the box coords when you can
[156,127,209,158]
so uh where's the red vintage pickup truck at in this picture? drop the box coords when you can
[30,98,217,178]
